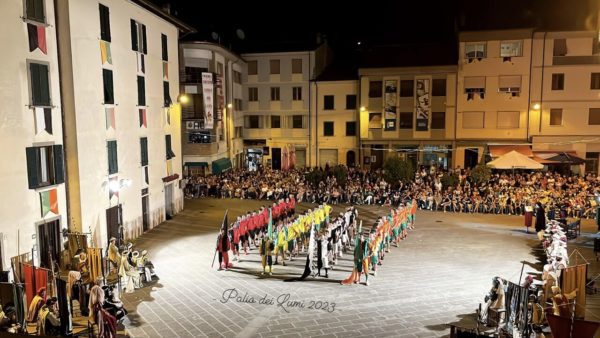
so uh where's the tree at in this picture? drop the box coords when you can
[306,168,325,187]
[471,157,492,185]
[441,172,458,189]
[383,157,414,187]
[332,165,348,188]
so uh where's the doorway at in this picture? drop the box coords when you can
[106,205,121,246]
[37,219,61,269]
[346,150,356,167]
[165,184,173,219]
[142,195,150,232]
[464,148,479,169]
[271,148,281,170]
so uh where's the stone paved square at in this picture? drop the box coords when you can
[120,198,600,337]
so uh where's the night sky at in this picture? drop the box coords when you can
[151,0,598,54]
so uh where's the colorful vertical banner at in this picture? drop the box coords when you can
[136,53,145,74]
[290,145,296,169]
[384,80,397,131]
[40,189,58,217]
[166,159,173,176]
[162,61,169,80]
[201,72,214,129]
[27,23,47,54]
[415,78,430,131]
[165,108,171,125]
[215,74,224,120]
[105,107,115,129]
[34,107,52,135]
[139,108,147,127]
[100,40,112,65]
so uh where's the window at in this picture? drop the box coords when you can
[137,76,145,106]
[346,95,357,109]
[246,115,260,129]
[140,137,148,166]
[589,108,600,125]
[25,0,45,23]
[497,111,520,128]
[29,62,50,106]
[553,38,567,56]
[400,80,414,97]
[462,112,485,129]
[591,73,600,89]
[248,87,258,102]
[432,79,446,96]
[233,71,242,84]
[248,61,257,75]
[465,42,486,59]
[550,108,562,126]
[500,41,523,57]
[369,81,382,98]
[346,121,356,136]
[234,126,242,138]
[165,135,175,160]
[399,112,413,129]
[103,69,114,104]
[293,87,302,101]
[161,34,168,61]
[25,145,64,189]
[270,87,280,101]
[163,81,172,107]
[216,62,223,75]
[464,76,486,100]
[323,121,334,136]
[99,4,111,42]
[184,66,206,83]
[498,75,521,94]
[130,19,147,54]
[431,112,445,129]
[292,59,302,74]
[271,115,281,128]
[107,140,118,175]
[292,115,303,129]
[270,59,280,74]
[234,98,242,111]
[552,73,564,90]
[324,95,334,110]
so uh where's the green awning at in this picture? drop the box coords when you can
[184,162,208,167]
[212,158,232,174]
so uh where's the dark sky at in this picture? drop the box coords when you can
[152,0,598,54]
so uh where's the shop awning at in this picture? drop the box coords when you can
[487,150,544,170]
[489,145,533,158]
[184,162,208,167]
[534,152,585,165]
[212,158,232,174]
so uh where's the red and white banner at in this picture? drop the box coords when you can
[202,72,214,129]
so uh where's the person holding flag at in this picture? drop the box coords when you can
[259,208,275,275]
[215,211,232,271]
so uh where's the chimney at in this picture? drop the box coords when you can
[162,3,171,14]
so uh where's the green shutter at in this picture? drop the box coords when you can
[161,34,168,61]
[99,4,111,42]
[140,137,148,166]
[165,135,171,160]
[26,147,40,189]
[26,0,45,23]
[53,145,64,184]
[137,76,145,106]
[108,141,118,174]
[103,69,114,104]
[163,81,172,107]
[130,19,138,51]
[30,63,50,106]
[38,64,50,106]
[142,24,147,54]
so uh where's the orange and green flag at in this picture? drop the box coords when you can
[40,189,58,217]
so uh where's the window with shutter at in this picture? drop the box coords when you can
[165,135,175,159]
[107,140,118,175]
[25,0,45,23]
[53,145,64,184]
[140,137,148,166]
[163,81,172,107]
[99,4,111,42]
[26,147,39,189]
[103,69,114,104]
[324,95,334,110]
[25,145,62,189]
[161,34,168,61]
[130,19,138,51]
[30,62,51,106]
[137,76,145,106]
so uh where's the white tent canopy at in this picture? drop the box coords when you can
[487,150,544,170]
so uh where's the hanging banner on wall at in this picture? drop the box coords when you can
[384,80,397,131]
[201,72,214,129]
[415,78,430,131]
[215,74,224,121]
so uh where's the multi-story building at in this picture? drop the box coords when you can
[455,29,534,168]
[0,0,67,270]
[179,42,245,175]
[241,45,330,169]
[310,67,359,167]
[358,66,457,170]
[56,0,194,247]
[530,30,600,173]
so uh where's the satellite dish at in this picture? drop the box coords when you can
[236,29,245,40]
[211,32,219,40]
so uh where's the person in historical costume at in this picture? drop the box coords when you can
[107,237,120,274]
[119,250,141,293]
[479,277,505,325]
[77,252,91,282]
[316,232,329,278]
[274,223,288,265]
[137,250,156,282]
[88,285,117,338]
[67,270,89,317]
[216,228,232,270]
[551,285,578,317]
[259,235,274,276]
[36,297,60,336]
[27,287,46,322]
[535,202,546,233]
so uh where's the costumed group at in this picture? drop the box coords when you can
[10,239,157,337]
[215,196,417,285]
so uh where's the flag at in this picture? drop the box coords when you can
[165,108,171,125]
[221,210,228,232]
[28,23,47,54]
[166,159,173,176]
[139,108,147,127]
[267,208,273,239]
[137,52,145,74]
[100,40,112,65]
[163,61,169,80]
[109,176,119,199]
[105,107,115,129]
[40,189,58,217]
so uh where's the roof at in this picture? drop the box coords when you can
[131,0,196,34]
[357,43,458,68]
